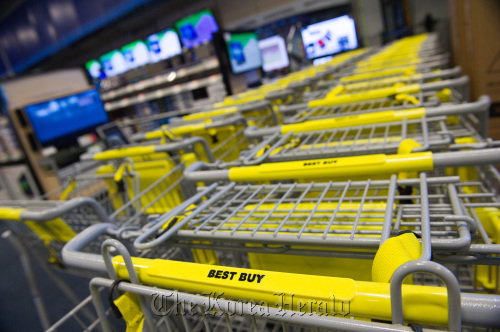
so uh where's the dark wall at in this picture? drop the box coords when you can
[0,0,164,77]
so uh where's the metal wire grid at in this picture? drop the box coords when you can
[207,124,251,163]
[88,159,192,229]
[243,109,278,128]
[37,160,124,208]
[49,277,353,332]
[412,262,497,297]
[2,205,113,273]
[316,68,461,96]
[34,157,189,227]
[150,175,499,256]
[245,115,482,163]
[0,158,192,271]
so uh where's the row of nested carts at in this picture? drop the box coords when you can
[2,33,500,331]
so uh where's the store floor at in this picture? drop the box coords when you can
[0,231,92,331]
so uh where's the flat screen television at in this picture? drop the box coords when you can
[224,31,262,74]
[175,9,219,49]
[300,15,358,59]
[258,35,290,72]
[85,59,106,79]
[146,28,182,62]
[24,90,109,148]
[121,40,151,68]
[99,50,129,76]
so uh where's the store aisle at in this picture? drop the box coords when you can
[0,230,92,331]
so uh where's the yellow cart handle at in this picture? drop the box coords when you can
[112,256,450,326]
[91,146,156,161]
[228,153,433,181]
[308,84,420,108]
[280,108,425,134]
[0,207,24,221]
[182,106,238,121]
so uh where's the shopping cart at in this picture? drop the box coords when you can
[179,100,278,127]
[353,35,449,75]
[50,238,487,332]
[115,148,500,269]
[59,163,500,330]
[0,136,218,262]
[306,66,462,101]
[97,101,277,148]
[240,96,491,164]
[279,76,470,125]
[49,33,498,331]
[132,115,251,164]
[214,48,371,108]
[63,235,499,331]
[0,137,218,330]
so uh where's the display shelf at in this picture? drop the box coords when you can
[100,57,220,101]
[104,74,223,112]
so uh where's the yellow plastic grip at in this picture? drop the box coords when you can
[325,85,346,99]
[182,107,238,121]
[372,233,422,283]
[308,84,420,108]
[112,257,449,326]
[228,152,434,181]
[59,179,77,201]
[93,146,156,161]
[113,292,145,332]
[144,130,164,140]
[280,108,426,134]
[0,207,24,221]
[0,207,76,243]
[114,162,134,182]
[144,123,207,140]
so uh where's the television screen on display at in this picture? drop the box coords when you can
[99,50,129,76]
[121,40,150,68]
[258,35,290,72]
[224,32,262,74]
[175,9,219,49]
[25,90,109,146]
[146,28,182,62]
[301,15,358,59]
[85,59,106,79]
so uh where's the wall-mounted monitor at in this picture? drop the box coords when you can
[258,35,290,72]
[224,32,262,74]
[121,40,150,68]
[24,90,109,147]
[146,28,183,62]
[301,15,358,59]
[85,59,106,79]
[99,50,129,76]
[175,9,219,49]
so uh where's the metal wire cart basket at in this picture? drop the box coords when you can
[3,33,500,332]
